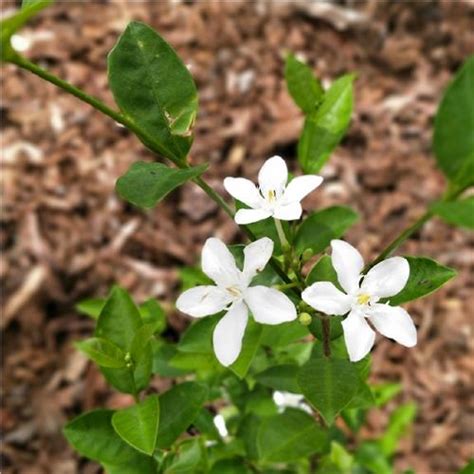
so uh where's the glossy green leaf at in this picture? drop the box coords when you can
[297,357,359,424]
[210,459,252,474]
[431,197,474,229]
[255,364,300,393]
[355,442,392,474]
[193,408,221,441]
[75,297,105,319]
[306,255,339,286]
[379,403,416,457]
[157,382,208,449]
[179,266,213,291]
[433,56,474,186]
[257,408,328,462]
[295,206,358,256]
[139,298,167,333]
[178,317,218,354]
[152,341,189,377]
[116,161,207,209]
[388,256,457,306]
[372,383,402,407]
[237,414,261,461]
[75,337,126,368]
[260,320,308,348]
[317,441,354,474]
[298,74,354,173]
[162,437,207,473]
[285,53,323,113]
[112,395,159,455]
[104,457,157,474]
[230,318,263,379]
[108,21,198,161]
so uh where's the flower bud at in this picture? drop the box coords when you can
[299,312,312,326]
[302,248,314,262]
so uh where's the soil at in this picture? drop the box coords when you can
[1,1,473,473]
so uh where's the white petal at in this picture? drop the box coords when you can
[223,177,262,208]
[243,237,274,282]
[331,240,364,294]
[245,286,297,325]
[341,311,376,362]
[368,304,417,347]
[258,156,288,197]
[235,208,272,225]
[176,286,232,317]
[213,301,248,366]
[361,257,410,298]
[273,202,302,221]
[282,175,323,203]
[202,238,240,287]
[302,282,352,315]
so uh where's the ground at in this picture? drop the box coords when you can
[1,1,473,473]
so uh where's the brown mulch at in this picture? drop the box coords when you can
[1,1,473,473]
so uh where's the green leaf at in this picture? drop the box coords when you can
[284,53,324,113]
[162,437,207,473]
[431,197,474,229]
[1,0,51,61]
[230,318,263,379]
[112,395,159,455]
[210,459,252,474]
[378,403,416,457]
[459,460,474,474]
[297,357,359,425]
[116,161,207,209]
[152,341,189,377]
[75,297,105,319]
[75,337,126,368]
[178,317,218,354]
[355,442,392,474]
[433,56,474,186]
[388,256,457,306]
[260,320,308,348]
[255,365,300,393]
[139,298,167,333]
[179,266,213,291]
[64,409,152,466]
[306,255,339,286]
[372,383,402,407]
[257,408,328,462]
[295,206,358,256]
[193,408,221,441]
[108,21,198,161]
[157,382,208,449]
[317,441,354,474]
[298,74,354,173]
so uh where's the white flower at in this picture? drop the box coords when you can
[176,237,297,366]
[302,240,416,362]
[224,155,323,225]
[273,391,312,414]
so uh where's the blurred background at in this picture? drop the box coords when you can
[1,1,473,473]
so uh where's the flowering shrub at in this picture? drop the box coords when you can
[2,2,473,473]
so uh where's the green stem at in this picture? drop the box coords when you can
[321,317,331,357]
[274,282,299,291]
[273,218,289,248]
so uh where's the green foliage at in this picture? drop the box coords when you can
[255,365,300,393]
[297,357,359,424]
[433,55,474,187]
[116,161,207,209]
[257,408,328,462]
[295,206,358,256]
[230,318,263,379]
[162,437,208,473]
[112,395,160,455]
[459,460,474,474]
[75,337,126,368]
[284,53,323,113]
[306,255,339,286]
[108,21,198,162]
[389,256,457,305]
[378,403,416,457]
[298,75,354,173]
[431,197,474,229]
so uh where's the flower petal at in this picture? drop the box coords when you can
[331,240,364,294]
[213,301,248,366]
[361,257,409,298]
[258,155,288,197]
[341,311,376,362]
[282,175,323,203]
[223,177,262,208]
[235,208,272,224]
[176,285,232,317]
[202,238,240,287]
[243,237,274,282]
[245,286,297,324]
[302,282,352,315]
[273,202,302,221]
[368,303,417,347]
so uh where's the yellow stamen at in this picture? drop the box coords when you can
[357,293,371,305]
[227,286,241,298]
[267,189,276,202]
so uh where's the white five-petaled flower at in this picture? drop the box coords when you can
[224,155,323,225]
[302,240,417,362]
[176,237,297,366]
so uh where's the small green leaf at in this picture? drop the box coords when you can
[152,342,189,377]
[378,403,416,457]
[355,442,392,474]
[297,357,359,425]
[431,197,474,229]
[75,337,126,368]
[112,395,159,455]
[108,21,198,161]
[230,318,263,379]
[298,74,354,173]
[210,459,252,474]
[75,297,105,319]
[162,437,207,473]
[285,53,324,113]
[260,320,308,348]
[139,298,167,333]
[433,56,474,187]
[179,266,213,291]
[116,161,207,209]
[295,206,358,256]
[306,255,339,286]
[257,408,328,462]
[255,364,300,393]
[178,317,218,354]
[157,382,208,449]
[372,383,402,407]
[389,256,457,306]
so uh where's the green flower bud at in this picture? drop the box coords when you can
[299,312,312,326]
[302,248,314,262]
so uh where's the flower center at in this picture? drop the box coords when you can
[357,293,371,306]
[267,189,276,203]
[226,286,242,298]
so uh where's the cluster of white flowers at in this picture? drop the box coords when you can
[177,156,416,366]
